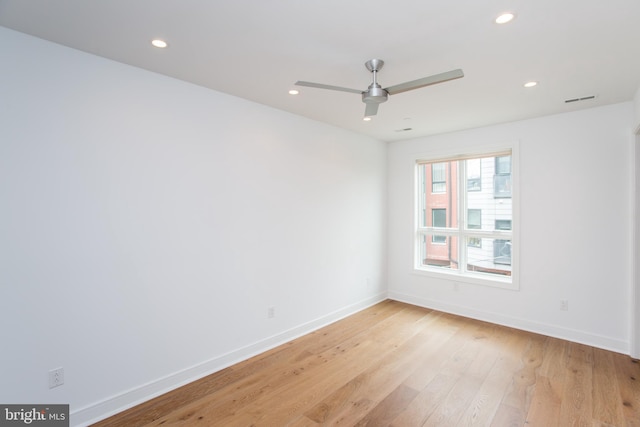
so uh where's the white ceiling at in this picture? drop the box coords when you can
[1,0,639,142]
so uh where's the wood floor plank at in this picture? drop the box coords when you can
[91,300,640,427]
[591,347,626,426]
[147,303,427,426]
[352,384,419,426]
[524,336,566,426]
[501,333,544,415]
[399,312,462,391]
[202,304,436,426]
[113,300,405,426]
[284,415,319,427]
[558,341,594,427]
[420,332,499,426]
[302,310,442,425]
[525,375,562,427]
[422,374,485,426]
[611,354,640,425]
[483,331,529,423]
[389,373,459,426]
[490,402,525,427]
[301,300,411,355]
[393,320,517,426]
[456,332,525,426]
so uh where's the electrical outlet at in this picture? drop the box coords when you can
[267,306,275,319]
[560,300,569,311]
[49,367,64,389]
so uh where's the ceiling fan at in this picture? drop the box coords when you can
[295,59,464,118]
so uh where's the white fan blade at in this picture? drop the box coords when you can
[384,69,464,95]
[295,81,363,95]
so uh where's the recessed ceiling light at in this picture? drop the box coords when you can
[495,13,515,24]
[524,81,538,88]
[288,89,299,95]
[363,117,372,121]
[151,39,168,48]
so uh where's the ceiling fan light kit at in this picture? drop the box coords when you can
[295,59,464,118]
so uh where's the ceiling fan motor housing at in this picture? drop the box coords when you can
[362,85,388,104]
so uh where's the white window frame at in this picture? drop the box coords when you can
[413,143,519,290]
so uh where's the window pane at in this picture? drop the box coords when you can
[495,156,511,175]
[419,235,459,271]
[495,219,512,230]
[494,174,511,198]
[466,158,481,191]
[467,209,481,229]
[432,163,446,193]
[494,239,512,265]
[466,157,511,231]
[423,161,458,228]
[431,209,446,243]
[494,155,511,198]
[432,209,446,227]
[468,237,482,248]
[417,164,426,227]
[466,238,511,276]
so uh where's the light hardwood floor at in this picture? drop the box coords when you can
[93,300,640,426]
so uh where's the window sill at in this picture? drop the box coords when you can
[412,266,519,291]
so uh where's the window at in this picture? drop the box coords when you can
[495,156,511,175]
[467,209,482,248]
[416,149,516,287]
[468,209,482,229]
[431,163,446,193]
[467,158,481,191]
[494,155,512,198]
[432,209,447,243]
[493,220,512,265]
[495,219,511,230]
[494,240,511,265]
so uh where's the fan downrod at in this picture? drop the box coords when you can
[363,59,388,105]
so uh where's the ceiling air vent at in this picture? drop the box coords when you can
[565,95,596,104]
[395,128,413,132]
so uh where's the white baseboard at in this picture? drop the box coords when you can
[388,291,629,355]
[72,293,388,427]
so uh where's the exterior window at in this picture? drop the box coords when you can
[494,155,511,198]
[495,156,511,174]
[432,163,446,193]
[495,219,511,230]
[467,158,481,191]
[467,209,482,248]
[416,151,514,285]
[494,240,512,265]
[493,220,512,265]
[468,209,482,229]
[432,209,447,243]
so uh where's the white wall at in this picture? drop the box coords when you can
[0,27,387,425]
[387,102,634,354]
[634,87,640,127]
[633,131,640,359]
[632,87,640,359]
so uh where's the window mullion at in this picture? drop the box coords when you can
[459,159,467,274]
